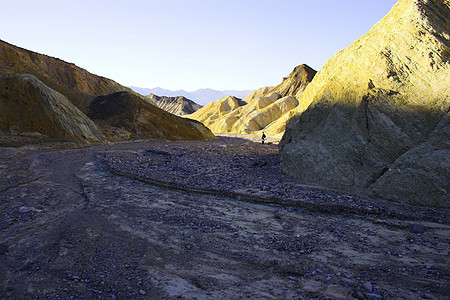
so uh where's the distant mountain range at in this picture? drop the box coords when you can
[129,86,254,106]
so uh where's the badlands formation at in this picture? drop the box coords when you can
[187,64,317,136]
[280,0,449,207]
[147,93,202,116]
[0,40,214,145]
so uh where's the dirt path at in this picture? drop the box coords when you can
[0,136,448,299]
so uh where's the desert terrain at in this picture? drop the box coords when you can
[1,135,448,299]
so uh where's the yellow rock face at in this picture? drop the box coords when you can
[280,0,450,207]
[187,96,247,130]
[186,65,316,136]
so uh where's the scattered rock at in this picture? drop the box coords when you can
[103,142,445,222]
[363,282,373,292]
[0,135,448,299]
[366,292,383,300]
[0,244,8,255]
[411,224,425,234]
[353,289,365,299]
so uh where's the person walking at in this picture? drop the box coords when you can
[261,132,266,144]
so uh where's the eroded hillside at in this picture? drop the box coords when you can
[0,39,127,113]
[187,65,317,136]
[88,91,215,141]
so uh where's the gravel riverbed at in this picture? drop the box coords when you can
[103,137,447,223]
[0,135,449,299]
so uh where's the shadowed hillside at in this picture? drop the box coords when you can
[0,74,105,146]
[88,91,215,141]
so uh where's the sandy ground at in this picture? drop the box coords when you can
[215,133,281,144]
[0,135,448,299]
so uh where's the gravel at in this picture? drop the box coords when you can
[102,140,448,223]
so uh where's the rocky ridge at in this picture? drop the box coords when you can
[147,93,202,116]
[131,86,254,106]
[0,40,216,145]
[279,0,450,207]
[0,39,129,113]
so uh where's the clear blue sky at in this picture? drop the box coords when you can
[1,0,397,91]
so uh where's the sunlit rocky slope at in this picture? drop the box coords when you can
[0,74,105,145]
[279,0,449,207]
[186,64,316,136]
[0,40,215,145]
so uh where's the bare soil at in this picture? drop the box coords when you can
[0,135,448,299]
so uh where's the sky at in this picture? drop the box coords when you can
[1,0,398,91]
